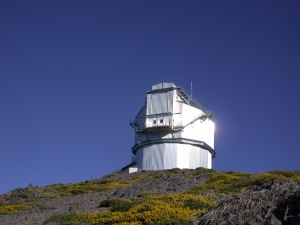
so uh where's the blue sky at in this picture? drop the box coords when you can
[0,0,299,194]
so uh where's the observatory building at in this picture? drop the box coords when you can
[119,82,215,173]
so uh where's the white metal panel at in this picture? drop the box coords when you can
[173,91,183,114]
[207,151,212,169]
[163,145,177,169]
[119,167,139,174]
[152,83,163,90]
[173,101,183,114]
[181,120,202,142]
[135,144,177,170]
[177,145,190,169]
[172,113,182,127]
[181,104,204,126]
[173,131,182,138]
[161,82,176,89]
[152,82,176,90]
[129,167,138,173]
[205,120,214,149]
[161,133,172,139]
[135,143,212,170]
[146,91,174,115]
[181,118,214,149]
[189,146,209,169]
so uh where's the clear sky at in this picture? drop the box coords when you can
[1,1,299,194]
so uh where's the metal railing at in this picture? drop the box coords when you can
[177,87,212,116]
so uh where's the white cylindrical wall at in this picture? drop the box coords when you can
[135,143,211,170]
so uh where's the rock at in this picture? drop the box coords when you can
[8,188,25,195]
[113,187,125,197]
[126,187,138,198]
[269,214,282,225]
[28,191,43,198]
[69,205,76,212]
[247,221,260,225]
[106,189,117,197]
[285,201,297,221]
[27,183,34,191]
[30,208,40,213]
[8,196,22,203]
[197,181,300,225]
[0,194,6,202]
[238,219,245,224]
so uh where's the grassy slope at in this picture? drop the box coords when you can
[1,168,300,225]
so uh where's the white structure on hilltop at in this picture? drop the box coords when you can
[118,82,215,173]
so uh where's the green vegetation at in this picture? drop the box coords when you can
[99,198,135,212]
[0,203,32,215]
[41,180,133,198]
[190,167,215,177]
[0,175,136,216]
[32,204,54,211]
[188,170,300,195]
[166,168,183,174]
[45,193,214,225]
[132,176,142,182]
[2,168,300,223]
[146,174,164,180]
[44,169,300,224]
[9,178,134,201]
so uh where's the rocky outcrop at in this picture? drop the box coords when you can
[196,181,300,225]
[107,170,207,199]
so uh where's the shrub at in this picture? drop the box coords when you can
[45,193,214,224]
[0,204,32,215]
[11,192,28,199]
[41,179,132,198]
[99,198,135,212]
[43,213,94,225]
[43,170,300,225]
[167,168,182,173]
[70,188,89,195]
[183,197,214,210]
[190,167,215,177]
[265,170,300,183]
[147,174,164,179]
[187,170,300,195]
[96,180,111,184]
[148,218,192,225]
[131,176,142,183]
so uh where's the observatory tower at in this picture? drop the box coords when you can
[120,82,215,173]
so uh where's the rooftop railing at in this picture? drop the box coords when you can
[177,87,212,116]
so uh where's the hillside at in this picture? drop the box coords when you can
[0,168,300,225]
